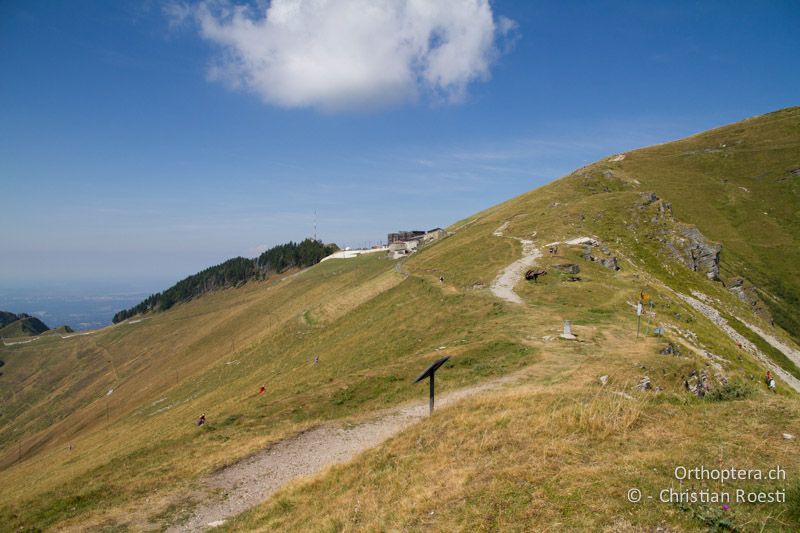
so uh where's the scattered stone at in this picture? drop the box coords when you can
[207,520,226,527]
[577,240,620,271]
[599,257,620,271]
[783,433,795,440]
[660,343,680,356]
[641,192,658,205]
[635,376,652,391]
[542,335,555,342]
[560,320,577,340]
[790,168,800,177]
[553,263,580,274]
[599,375,609,386]
[564,236,599,246]
[684,370,710,398]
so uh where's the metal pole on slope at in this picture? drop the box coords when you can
[429,372,435,415]
[636,300,643,338]
[414,356,450,416]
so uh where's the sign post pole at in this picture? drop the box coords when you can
[414,356,450,416]
[429,372,435,415]
[636,301,642,338]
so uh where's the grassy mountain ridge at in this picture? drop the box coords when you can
[112,239,338,323]
[613,106,800,341]
[1,108,800,531]
[0,312,49,338]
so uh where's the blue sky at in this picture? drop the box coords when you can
[1,0,798,291]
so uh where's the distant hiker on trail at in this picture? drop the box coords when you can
[766,372,776,393]
[196,414,206,426]
[314,355,319,365]
[259,386,266,394]
[439,276,444,284]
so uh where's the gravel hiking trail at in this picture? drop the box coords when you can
[490,222,541,305]
[169,372,523,531]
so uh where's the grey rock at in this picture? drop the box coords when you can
[635,376,652,391]
[725,276,773,323]
[660,343,680,356]
[675,226,721,280]
[554,263,581,275]
[641,192,658,205]
[600,257,620,271]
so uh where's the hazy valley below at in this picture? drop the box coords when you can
[0,287,159,331]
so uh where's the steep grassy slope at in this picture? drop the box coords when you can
[0,255,535,530]
[1,108,799,532]
[220,108,800,531]
[613,107,800,341]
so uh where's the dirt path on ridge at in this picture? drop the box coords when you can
[168,372,523,532]
[490,222,541,304]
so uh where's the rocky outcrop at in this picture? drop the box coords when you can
[664,226,721,281]
[725,277,773,323]
[632,191,721,281]
[581,245,621,271]
[684,227,720,280]
[640,191,658,205]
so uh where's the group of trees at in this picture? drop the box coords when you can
[256,238,336,272]
[113,239,338,324]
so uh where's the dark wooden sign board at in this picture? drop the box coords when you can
[414,356,450,415]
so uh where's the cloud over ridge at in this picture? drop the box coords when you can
[183,0,515,111]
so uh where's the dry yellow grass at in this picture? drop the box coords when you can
[2,109,800,531]
[222,332,800,532]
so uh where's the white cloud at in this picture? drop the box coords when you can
[177,0,516,111]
